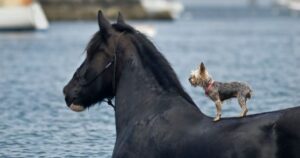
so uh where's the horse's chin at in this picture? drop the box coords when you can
[69,104,86,112]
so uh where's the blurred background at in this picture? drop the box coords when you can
[1,0,300,157]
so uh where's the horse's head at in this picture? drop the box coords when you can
[63,11,130,112]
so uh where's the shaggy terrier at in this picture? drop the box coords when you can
[189,62,252,122]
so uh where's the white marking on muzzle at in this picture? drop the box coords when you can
[69,104,85,112]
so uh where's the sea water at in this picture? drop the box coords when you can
[1,6,300,157]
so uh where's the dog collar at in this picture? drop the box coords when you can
[205,80,214,95]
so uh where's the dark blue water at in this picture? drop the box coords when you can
[1,7,300,157]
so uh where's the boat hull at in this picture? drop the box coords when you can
[0,2,49,30]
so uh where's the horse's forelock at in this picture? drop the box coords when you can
[112,23,135,33]
[85,23,134,57]
[85,31,103,57]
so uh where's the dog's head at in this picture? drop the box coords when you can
[189,62,211,87]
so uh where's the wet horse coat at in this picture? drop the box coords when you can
[63,12,300,158]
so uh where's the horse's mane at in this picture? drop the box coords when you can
[112,23,196,106]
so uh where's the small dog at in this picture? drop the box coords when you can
[189,62,252,122]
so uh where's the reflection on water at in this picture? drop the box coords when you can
[1,7,300,157]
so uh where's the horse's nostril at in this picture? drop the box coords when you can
[65,96,74,106]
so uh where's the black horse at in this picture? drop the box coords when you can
[63,11,300,158]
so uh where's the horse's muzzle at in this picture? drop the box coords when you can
[69,104,85,112]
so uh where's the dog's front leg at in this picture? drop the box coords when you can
[213,100,222,122]
[237,95,248,117]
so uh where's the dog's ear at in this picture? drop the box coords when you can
[200,62,206,74]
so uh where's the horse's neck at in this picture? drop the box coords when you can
[114,58,201,134]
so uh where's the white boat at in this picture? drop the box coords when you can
[134,24,156,38]
[0,1,49,30]
[277,0,300,11]
[141,0,184,19]
[287,0,300,10]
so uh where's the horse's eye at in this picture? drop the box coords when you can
[72,63,89,84]
[98,48,105,52]
[84,69,96,81]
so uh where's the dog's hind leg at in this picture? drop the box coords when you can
[237,94,248,117]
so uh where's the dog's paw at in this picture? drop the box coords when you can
[213,116,221,122]
[240,109,248,117]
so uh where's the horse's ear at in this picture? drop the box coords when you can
[117,12,125,24]
[98,10,112,35]
[200,62,206,74]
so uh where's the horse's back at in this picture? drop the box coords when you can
[275,106,300,158]
[113,105,300,158]
[172,106,300,158]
